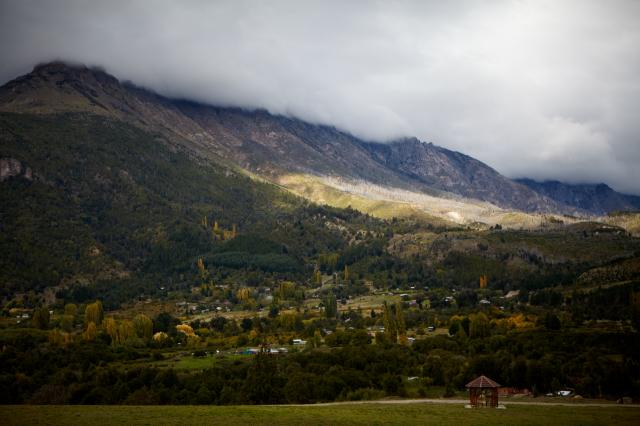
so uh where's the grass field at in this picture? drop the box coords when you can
[3,403,639,426]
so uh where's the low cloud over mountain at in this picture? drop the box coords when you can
[1,1,639,194]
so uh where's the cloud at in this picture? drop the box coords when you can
[1,0,639,194]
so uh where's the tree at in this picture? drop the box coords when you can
[84,301,104,327]
[242,349,285,404]
[32,307,50,330]
[479,275,488,289]
[344,265,350,282]
[237,287,251,302]
[324,293,337,319]
[118,320,136,343]
[383,301,397,343]
[133,314,153,340]
[542,312,561,330]
[104,317,119,344]
[469,313,490,339]
[60,314,74,332]
[154,312,180,333]
[396,302,407,345]
[64,303,78,317]
[83,321,97,341]
[196,258,209,282]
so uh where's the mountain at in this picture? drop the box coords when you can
[0,63,556,212]
[359,138,559,213]
[1,61,637,220]
[516,179,640,216]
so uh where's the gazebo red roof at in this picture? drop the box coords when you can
[465,375,500,388]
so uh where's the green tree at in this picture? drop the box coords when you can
[32,307,50,330]
[324,293,337,319]
[383,301,397,343]
[133,314,154,340]
[60,314,74,332]
[64,303,78,317]
[469,312,490,339]
[396,302,407,344]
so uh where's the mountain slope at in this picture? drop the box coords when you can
[0,111,377,306]
[360,138,561,213]
[516,178,640,215]
[0,62,554,214]
[1,62,637,217]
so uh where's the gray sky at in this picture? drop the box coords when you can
[1,0,639,194]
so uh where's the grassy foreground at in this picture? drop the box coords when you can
[3,403,639,426]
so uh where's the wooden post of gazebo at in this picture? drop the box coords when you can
[465,375,500,408]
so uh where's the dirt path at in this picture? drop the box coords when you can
[280,398,640,408]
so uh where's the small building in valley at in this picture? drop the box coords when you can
[466,375,501,408]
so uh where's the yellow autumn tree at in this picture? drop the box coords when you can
[104,317,118,345]
[197,258,209,282]
[153,331,169,342]
[479,275,488,289]
[237,287,251,302]
[84,301,104,327]
[48,329,65,346]
[176,323,195,336]
[83,321,97,341]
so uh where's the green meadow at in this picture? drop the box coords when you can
[3,403,639,426]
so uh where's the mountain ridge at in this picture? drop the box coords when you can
[1,61,637,215]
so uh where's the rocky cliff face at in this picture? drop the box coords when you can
[1,62,636,215]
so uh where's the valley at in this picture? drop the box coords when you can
[1,63,639,411]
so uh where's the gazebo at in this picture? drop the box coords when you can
[466,375,500,408]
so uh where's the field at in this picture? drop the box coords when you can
[3,402,639,425]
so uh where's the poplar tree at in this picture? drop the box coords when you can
[383,301,397,343]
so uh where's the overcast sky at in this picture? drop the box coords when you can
[1,0,639,194]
